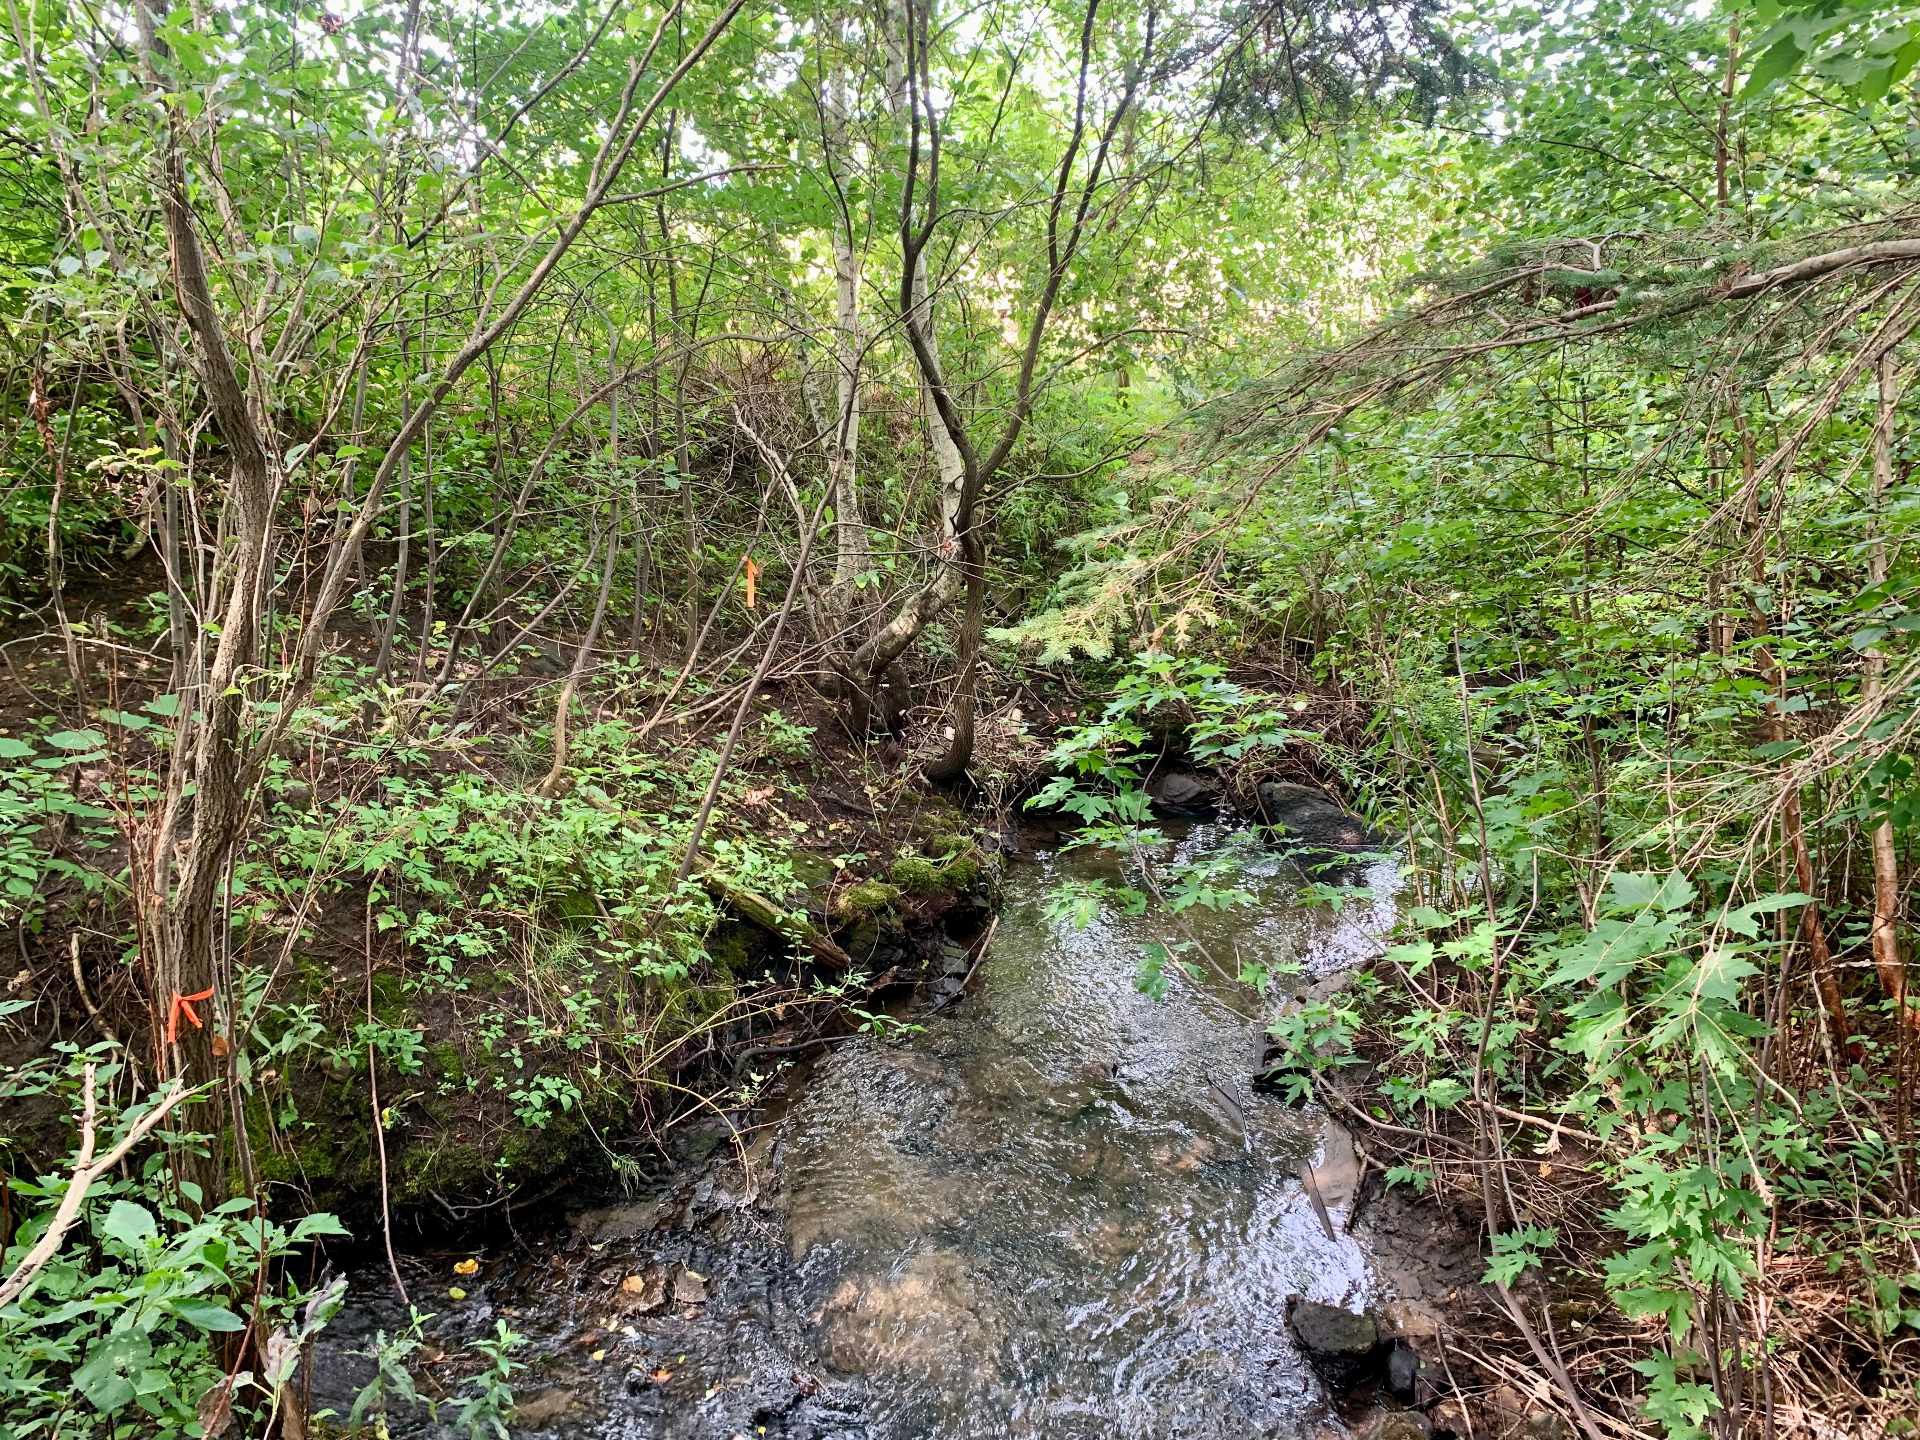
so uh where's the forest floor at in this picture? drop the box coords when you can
[16,581,1902,1439]
[2,563,1068,1237]
[2,576,1548,1434]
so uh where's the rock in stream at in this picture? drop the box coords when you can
[310,825,1432,1439]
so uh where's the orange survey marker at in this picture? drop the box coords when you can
[743,556,760,610]
[165,986,216,1046]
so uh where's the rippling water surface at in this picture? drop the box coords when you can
[313,828,1400,1439]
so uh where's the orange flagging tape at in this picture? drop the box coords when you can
[165,986,216,1047]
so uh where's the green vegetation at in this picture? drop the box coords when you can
[0,0,1916,1433]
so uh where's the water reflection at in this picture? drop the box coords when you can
[775,826,1397,1438]
[311,825,1400,1439]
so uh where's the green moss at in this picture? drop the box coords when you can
[245,1071,376,1209]
[426,1041,466,1087]
[788,852,836,892]
[704,920,756,975]
[888,844,985,897]
[553,888,601,921]
[926,832,973,859]
[941,853,982,888]
[369,966,410,1021]
[836,879,903,917]
[888,855,945,893]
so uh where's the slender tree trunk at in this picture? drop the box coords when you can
[540,514,619,795]
[374,415,411,682]
[923,530,985,785]
[840,0,967,724]
[137,0,286,1200]
[822,28,869,602]
[1866,352,1914,1029]
[415,416,437,684]
[1731,396,1851,1054]
[884,7,967,565]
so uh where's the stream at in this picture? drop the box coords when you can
[310,826,1408,1439]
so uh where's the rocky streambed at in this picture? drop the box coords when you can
[309,821,1481,1439]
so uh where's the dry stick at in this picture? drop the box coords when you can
[1452,640,1609,1440]
[67,933,134,1082]
[1475,1100,1603,1148]
[363,905,409,1307]
[673,423,834,887]
[0,1068,191,1309]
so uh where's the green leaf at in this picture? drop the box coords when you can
[0,737,32,758]
[74,1330,150,1412]
[1720,892,1810,938]
[290,1212,350,1241]
[1606,870,1695,914]
[1686,946,1759,1008]
[1423,1076,1468,1109]
[45,729,107,752]
[100,1199,157,1250]
[1383,940,1436,975]
[1740,35,1804,99]
[172,1299,247,1332]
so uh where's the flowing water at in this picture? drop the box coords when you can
[311,827,1403,1439]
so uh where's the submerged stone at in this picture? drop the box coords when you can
[1361,1411,1433,1440]
[1257,782,1379,853]
[672,1266,709,1305]
[1287,1296,1385,1391]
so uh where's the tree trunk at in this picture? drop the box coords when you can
[540,515,619,795]
[923,529,985,784]
[1730,394,1851,1055]
[1866,352,1914,1029]
[821,29,869,601]
[138,0,284,1200]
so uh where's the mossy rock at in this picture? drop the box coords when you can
[841,911,907,961]
[888,845,985,897]
[926,832,973,860]
[787,852,837,892]
[888,855,946,894]
[552,888,603,922]
[939,852,982,889]
[836,879,903,918]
